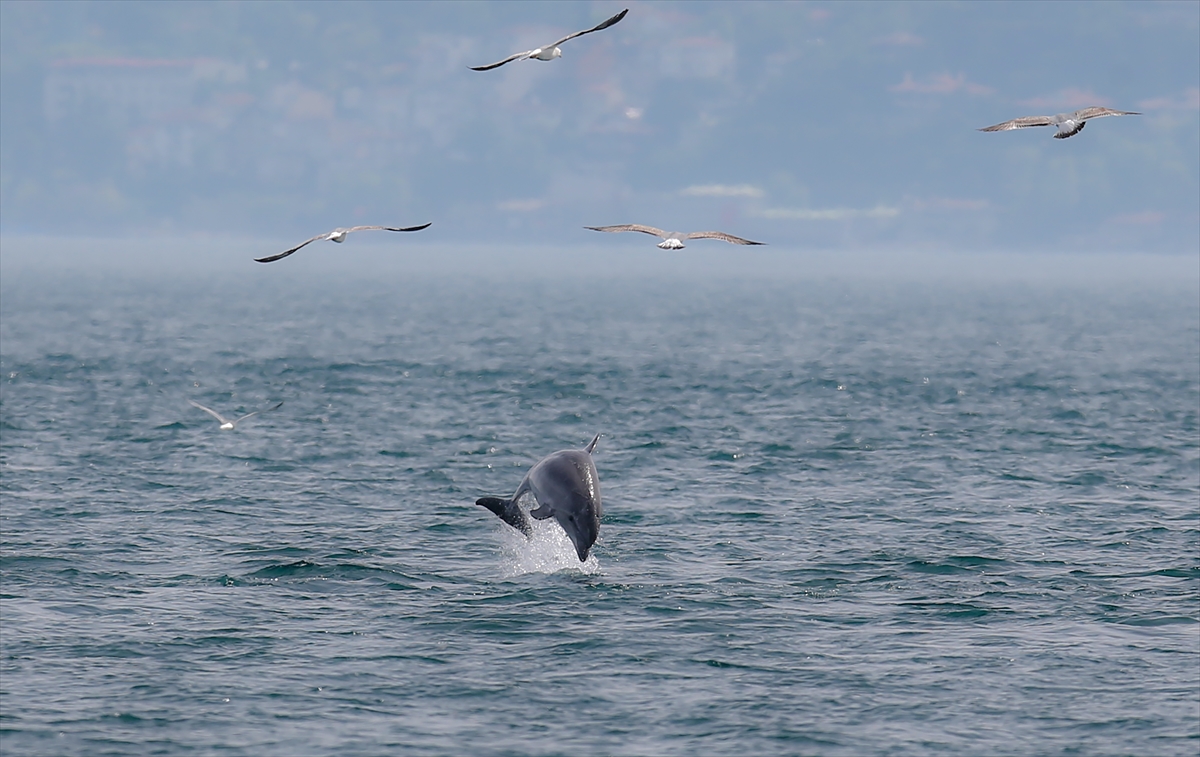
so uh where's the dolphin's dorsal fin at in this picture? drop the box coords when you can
[584,434,600,454]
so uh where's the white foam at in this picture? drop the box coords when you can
[498,519,601,577]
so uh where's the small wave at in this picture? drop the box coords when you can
[905,560,974,575]
[238,559,420,589]
[378,449,416,458]
[1111,615,1198,627]
[246,559,320,579]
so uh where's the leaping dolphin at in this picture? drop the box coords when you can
[476,434,603,562]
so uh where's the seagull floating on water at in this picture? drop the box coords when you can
[978,107,1140,139]
[470,8,628,71]
[255,224,431,263]
[585,224,766,250]
[189,400,283,430]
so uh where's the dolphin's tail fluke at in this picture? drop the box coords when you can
[476,496,533,538]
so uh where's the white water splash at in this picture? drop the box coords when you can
[497,518,601,577]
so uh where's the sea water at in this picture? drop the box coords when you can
[1,249,1197,755]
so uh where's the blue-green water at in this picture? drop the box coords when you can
[2,263,1198,756]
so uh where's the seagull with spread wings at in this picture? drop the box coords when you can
[189,400,283,431]
[978,107,1140,139]
[470,8,628,71]
[585,225,765,250]
[255,224,431,263]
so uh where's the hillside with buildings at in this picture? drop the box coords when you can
[1,1,1197,252]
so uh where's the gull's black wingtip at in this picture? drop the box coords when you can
[604,8,630,28]
[387,222,433,232]
[255,247,302,263]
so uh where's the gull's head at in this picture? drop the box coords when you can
[657,238,686,250]
[534,46,562,61]
[330,229,349,243]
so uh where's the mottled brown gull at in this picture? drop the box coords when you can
[978,107,1140,139]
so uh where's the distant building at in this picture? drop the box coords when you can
[44,58,200,126]
[43,58,248,173]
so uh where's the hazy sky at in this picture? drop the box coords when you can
[1,0,1197,254]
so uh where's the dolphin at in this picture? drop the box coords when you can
[476,434,602,562]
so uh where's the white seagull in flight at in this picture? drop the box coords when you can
[255,224,431,263]
[585,224,766,250]
[189,400,283,430]
[978,107,1140,139]
[470,8,628,71]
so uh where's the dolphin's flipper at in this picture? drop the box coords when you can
[476,497,533,538]
[585,434,600,454]
[529,502,555,520]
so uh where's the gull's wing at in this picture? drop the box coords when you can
[978,115,1054,132]
[233,401,284,425]
[470,50,535,71]
[255,234,327,263]
[683,231,766,246]
[343,223,433,233]
[1073,107,1140,121]
[189,400,231,425]
[549,8,628,49]
[471,9,627,70]
[255,225,430,262]
[585,224,668,239]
